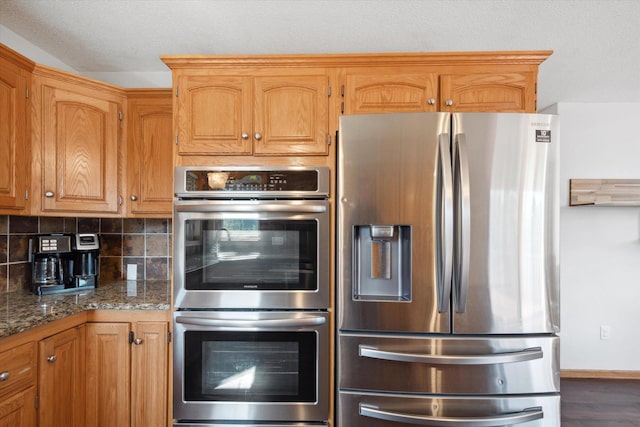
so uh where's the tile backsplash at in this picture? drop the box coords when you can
[0,215,172,293]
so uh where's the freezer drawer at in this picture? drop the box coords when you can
[339,333,559,395]
[339,390,560,427]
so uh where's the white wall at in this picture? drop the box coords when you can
[0,24,76,72]
[544,102,640,371]
[0,23,172,87]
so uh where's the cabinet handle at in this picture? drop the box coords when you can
[47,355,57,363]
[241,132,249,140]
[445,99,454,107]
[133,338,143,345]
[44,191,54,198]
[254,132,262,141]
[130,195,138,201]
[0,371,9,381]
[427,98,436,105]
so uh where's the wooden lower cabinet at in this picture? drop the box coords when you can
[0,386,37,427]
[85,323,130,426]
[130,322,169,427]
[38,325,86,427]
[86,321,169,427]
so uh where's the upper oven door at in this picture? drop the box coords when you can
[174,199,330,309]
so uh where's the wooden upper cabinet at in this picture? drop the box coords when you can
[343,71,438,114]
[176,75,252,155]
[0,46,33,213]
[253,74,330,155]
[126,90,173,216]
[440,72,536,112]
[33,67,124,215]
[175,71,330,156]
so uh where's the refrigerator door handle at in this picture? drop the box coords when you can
[360,404,543,426]
[454,133,471,313]
[359,345,543,365]
[436,134,454,312]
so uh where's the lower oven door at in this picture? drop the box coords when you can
[173,311,329,423]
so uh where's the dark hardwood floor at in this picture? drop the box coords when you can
[561,378,640,426]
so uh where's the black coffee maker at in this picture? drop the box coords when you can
[71,233,100,289]
[31,233,100,295]
[31,234,74,295]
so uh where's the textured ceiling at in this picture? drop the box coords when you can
[1,0,639,107]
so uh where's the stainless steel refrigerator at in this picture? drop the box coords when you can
[336,112,560,426]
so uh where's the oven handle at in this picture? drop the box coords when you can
[175,203,327,213]
[175,315,327,328]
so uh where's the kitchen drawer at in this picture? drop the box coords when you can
[339,333,559,395]
[0,341,37,398]
[339,390,560,427]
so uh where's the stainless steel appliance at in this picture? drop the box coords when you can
[31,233,100,295]
[173,166,330,310]
[173,166,331,427]
[173,311,329,425]
[337,112,560,426]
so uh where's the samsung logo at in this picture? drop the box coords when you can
[243,284,259,289]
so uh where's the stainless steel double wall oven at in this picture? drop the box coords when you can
[172,166,331,427]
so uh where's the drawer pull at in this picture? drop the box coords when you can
[47,355,57,363]
[0,371,9,381]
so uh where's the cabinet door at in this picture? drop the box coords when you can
[176,75,252,155]
[0,57,29,211]
[344,71,438,114]
[0,386,36,427]
[127,93,173,215]
[131,322,168,427]
[40,82,121,213]
[253,74,330,155]
[38,325,85,427]
[440,72,536,112]
[85,322,130,427]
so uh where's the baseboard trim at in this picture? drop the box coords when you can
[561,370,640,380]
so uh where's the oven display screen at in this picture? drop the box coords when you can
[184,331,317,402]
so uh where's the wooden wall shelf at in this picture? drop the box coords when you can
[569,179,640,206]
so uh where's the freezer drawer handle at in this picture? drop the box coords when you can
[359,345,543,365]
[175,315,327,328]
[360,404,543,426]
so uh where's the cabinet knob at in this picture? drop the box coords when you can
[241,132,249,140]
[254,132,262,141]
[44,191,55,198]
[427,98,436,105]
[47,354,57,363]
[130,195,138,201]
[0,371,9,381]
[445,99,454,107]
[133,338,143,345]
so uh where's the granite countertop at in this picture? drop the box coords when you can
[0,281,171,339]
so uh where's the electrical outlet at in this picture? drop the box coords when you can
[600,325,611,340]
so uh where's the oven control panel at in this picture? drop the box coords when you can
[175,167,330,197]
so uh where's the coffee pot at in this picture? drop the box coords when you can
[31,233,100,295]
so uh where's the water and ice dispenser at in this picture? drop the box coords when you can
[352,224,411,301]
